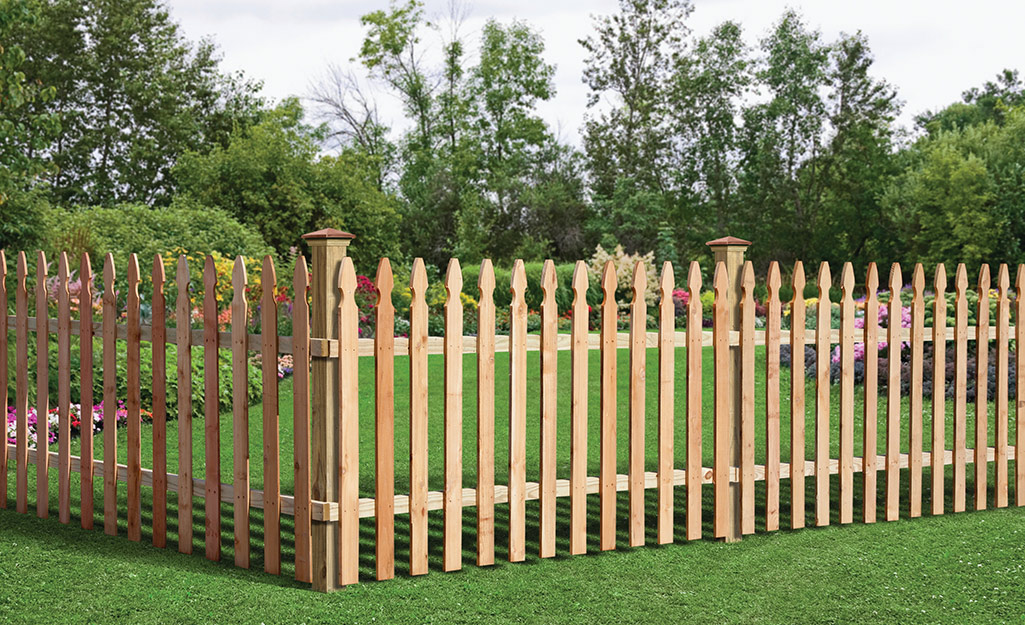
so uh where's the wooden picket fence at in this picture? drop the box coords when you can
[2,231,1024,592]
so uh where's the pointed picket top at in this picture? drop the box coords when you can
[511,259,527,301]
[126,254,140,305]
[600,259,616,305]
[631,261,647,302]
[58,252,70,293]
[445,258,463,301]
[909,264,923,302]
[293,254,309,294]
[375,258,393,306]
[338,256,356,298]
[713,260,728,298]
[816,262,831,296]
[17,251,27,294]
[934,264,946,294]
[978,263,991,293]
[0,249,5,281]
[659,261,674,300]
[232,256,248,300]
[571,260,588,301]
[955,263,968,296]
[262,255,276,296]
[840,262,854,300]
[741,260,755,297]
[792,261,806,302]
[1016,264,1025,299]
[865,262,878,296]
[888,263,902,294]
[153,254,166,290]
[104,253,116,299]
[767,262,781,299]
[540,259,557,305]
[410,257,427,297]
[682,261,697,296]
[203,255,216,291]
[478,259,495,299]
[36,251,48,299]
[176,255,189,301]
[998,263,1010,295]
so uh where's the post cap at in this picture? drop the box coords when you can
[705,235,751,247]
[302,227,355,240]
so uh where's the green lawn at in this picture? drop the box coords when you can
[2,344,1023,623]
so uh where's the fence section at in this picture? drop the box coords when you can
[3,234,1024,591]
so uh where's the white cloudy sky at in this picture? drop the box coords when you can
[168,0,1025,143]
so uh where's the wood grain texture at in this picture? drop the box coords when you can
[657,262,674,544]
[975,265,991,511]
[740,262,755,535]
[292,257,312,582]
[102,254,117,534]
[685,262,703,540]
[203,255,221,561]
[909,264,925,518]
[57,253,71,524]
[36,251,49,519]
[599,260,618,550]
[337,257,359,585]
[126,254,142,541]
[81,255,99,525]
[443,259,464,570]
[764,262,781,532]
[789,262,806,529]
[15,253,28,514]
[569,262,588,553]
[0,251,5,509]
[839,262,855,525]
[409,258,429,575]
[953,264,968,513]
[814,262,831,527]
[996,264,1010,508]
[713,262,730,538]
[629,261,647,546]
[886,264,902,522]
[374,259,395,580]
[176,256,194,553]
[863,264,879,524]
[932,265,947,515]
[476,260,496,565]
[509,260,528,560]
[539,260,558,556]
[152,255,167,547]
[261,256,281,573]
[1017,266,1025,507]
[231,258,250,568]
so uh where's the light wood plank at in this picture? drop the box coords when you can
[953,264,969,513]
[599,260,618,550]
[685,262,703,540]
[764,263,781,532]
[203,255,221,561]
[509,260,528,560]
[261,256,281,573]
[126,254,142,541]
[657,262,674,544]
[909,264,925,518]
[477,260,497,565]
[36,251,49,519]
[375,258,396,580]
[1017,265,1025,507]
[839,262,855,524]
[864,263,880,523]
[0,251,6,509]
[996,264,1010,508]
[102,254,117,534]
[713,262,730,538]
[409,258,429,575]
[740,262,755,535]
[975,265,991,511]
[629,261,647,546]
[790,262,807,529]
[539,260,558,556]
[231,258,250,568]
[176,256,194,554]
[15,252,28,514]
[56,254,71,524]
[443,259,464,570]
[337,257,359,585]
[932,265,947,515]
[152,255,167,547]
[886,263,902,522]
[814,262,831,527]
[292,257,312,582]
[81,255,100,525]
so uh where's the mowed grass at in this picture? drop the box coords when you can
[2,343,1025,623]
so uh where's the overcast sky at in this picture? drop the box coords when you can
[168,0,1025,143]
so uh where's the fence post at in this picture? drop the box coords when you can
[302,227,354,592]
[706,235,751,543]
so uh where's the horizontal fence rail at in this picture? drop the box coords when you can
[3,238,1025,592]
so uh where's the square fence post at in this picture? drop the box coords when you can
[302,228,354,592]
[707,236,751,543]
